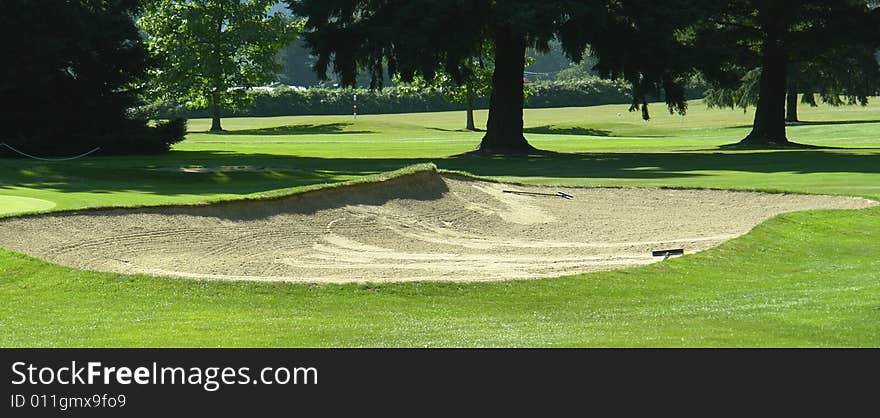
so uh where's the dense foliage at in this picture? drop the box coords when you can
[705,64,879,123]
[0,0,185,157]
[289,0,618,153]
[686,0,880,145]
[289,0,880,150]
[4,1,877,155]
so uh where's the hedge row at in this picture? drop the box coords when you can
[526,79,633,108]
[147,78,704,119]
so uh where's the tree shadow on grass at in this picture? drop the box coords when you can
[524,125,612,136]
[728,119,880,130]
[442,149,880,180]
[3,148,880,198]
[427,127,484,133]
[787,120,880,127]
[208,123,374,136]
[714,142,845,151]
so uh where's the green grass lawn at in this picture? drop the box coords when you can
[1,100,879,347]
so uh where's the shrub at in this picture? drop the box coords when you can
[526,79,633,108]
[100,118,188,155]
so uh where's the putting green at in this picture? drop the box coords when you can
[0,195,56,216]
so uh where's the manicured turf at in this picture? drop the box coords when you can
[1,100,879,347]
[0,196,56,216]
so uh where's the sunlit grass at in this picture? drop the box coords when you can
[1,101,879,347]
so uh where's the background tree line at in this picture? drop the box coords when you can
[2,1,878,156]
[145,78,707,120]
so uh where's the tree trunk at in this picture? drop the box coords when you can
[465,82,476,131]
[785,88,799,123]
[740,8,789,146]
[477,26,536,154]
[209,16,224,133]
[210,92,223,132]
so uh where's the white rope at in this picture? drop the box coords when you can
[1,143,101,161]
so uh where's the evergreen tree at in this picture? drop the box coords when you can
[288,0,879,151]
[689,0,880,146]
[288,0,613,154]
[706,56,879,124]
[587,0,699,121]
[0,0,185,156]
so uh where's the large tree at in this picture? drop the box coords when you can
[396,48,496,131]
[587,0,700,121]
[705,55,879,124]
[139,0,300,131]
[787,44,880,122]
[289,0,619,154]
[0,0,185,156]
[689,0,880,146]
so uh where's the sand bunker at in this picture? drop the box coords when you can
[0,170,875,283]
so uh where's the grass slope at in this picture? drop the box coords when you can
[3,100,880,214]
[1,100,879,347]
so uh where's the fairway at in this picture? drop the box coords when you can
[2,102,880,347]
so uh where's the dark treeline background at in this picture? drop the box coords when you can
[146,78,706,119]
[0,0,187,157]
